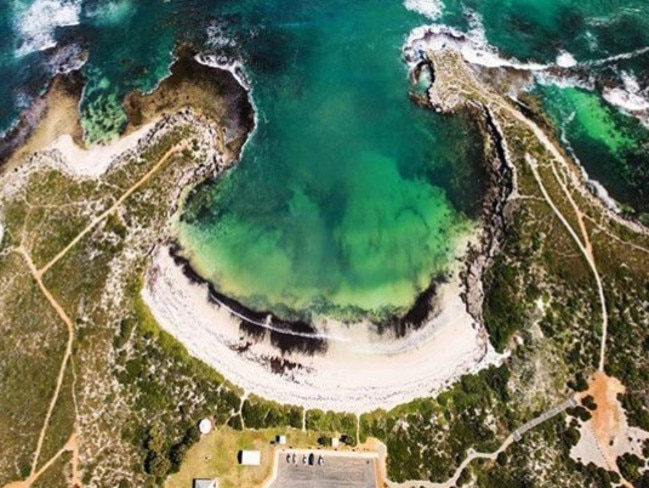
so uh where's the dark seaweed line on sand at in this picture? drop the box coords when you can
[168,242,454,358]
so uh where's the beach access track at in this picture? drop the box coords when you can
[4,142,185,488]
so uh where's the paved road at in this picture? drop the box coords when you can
[264,449,380,488]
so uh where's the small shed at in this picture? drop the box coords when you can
[275,434,287,445]
[193,479,218,488]
[331,437,340,448]
[238,450,262,466]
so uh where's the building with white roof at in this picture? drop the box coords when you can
[193,479,218,488]
[238,450,261,466]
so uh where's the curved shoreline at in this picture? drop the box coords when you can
[142,240,502,414]
[1,41,508,414]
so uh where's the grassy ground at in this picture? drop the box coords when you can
[31,452,73,488]
[165,427,321,488]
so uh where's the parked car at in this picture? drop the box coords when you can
[302,454,308,464]
[318,455,324,466]
[286,454,291,463]
[308,453,315,465]
[292,453,297,464]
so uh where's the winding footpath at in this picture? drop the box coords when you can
[383,48,621,488]
[447,53,610,372]
[524,155,608,372]
[4,143,184,488]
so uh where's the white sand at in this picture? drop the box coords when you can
[571,415,649,473]
[142,245,503,414]
[48,121,157,178]
[570,423,610,469]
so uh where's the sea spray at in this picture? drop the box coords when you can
[404,0,444,20]
[13,0,81,57]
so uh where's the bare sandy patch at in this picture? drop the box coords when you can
[48,121,157,178]
[570,372,649,485]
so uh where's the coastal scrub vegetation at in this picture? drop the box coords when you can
[0,107,254,487]
[3,48,649,488]
[360,366,510,483]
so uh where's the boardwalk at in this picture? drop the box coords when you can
[512,398,577,441]
[388,397,577,488]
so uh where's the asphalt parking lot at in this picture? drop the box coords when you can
[267,450,379,488]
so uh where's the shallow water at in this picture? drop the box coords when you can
[537,85,649,214]
[2,0,649,318]
[177,0,486,319]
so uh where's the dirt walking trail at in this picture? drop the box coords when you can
[451,65,609,372]
[4,143,184,488]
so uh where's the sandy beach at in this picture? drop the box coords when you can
[2,47,503,415]
[142,242,502,414]
[48,121,157,178]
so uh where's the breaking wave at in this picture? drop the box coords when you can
[404,0,443,20]
[85,0,136,26]
[13,0,81,57]
[602,71,649,128]
[404,14,645,214]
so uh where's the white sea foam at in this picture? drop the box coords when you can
[556,51,578,68]
[196,50,261,162]
[14,0,81,57]
[196,21,248,90]
[404,20,628,214]
[584,48,649,126]
[534,70,594,91]
[603,72,649,110]
[601,71,649,128]
[194,53,250,92]
[464,8,487,45]
[405,24,547,71]
[589,46,649,66]
[206,22,238,50]
[85,0,136,25]
[588,179,621,211]
[404,0,443,20]
[405,19,595,94]
[195,21,261,163]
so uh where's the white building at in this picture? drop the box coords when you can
[239,450,261,466]
[193,479,218,488]
[275,434,287,445]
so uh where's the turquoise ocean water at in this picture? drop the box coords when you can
[2,0,648,319]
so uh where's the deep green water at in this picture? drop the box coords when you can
[441,0,649,64]
[2,0,649,319]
